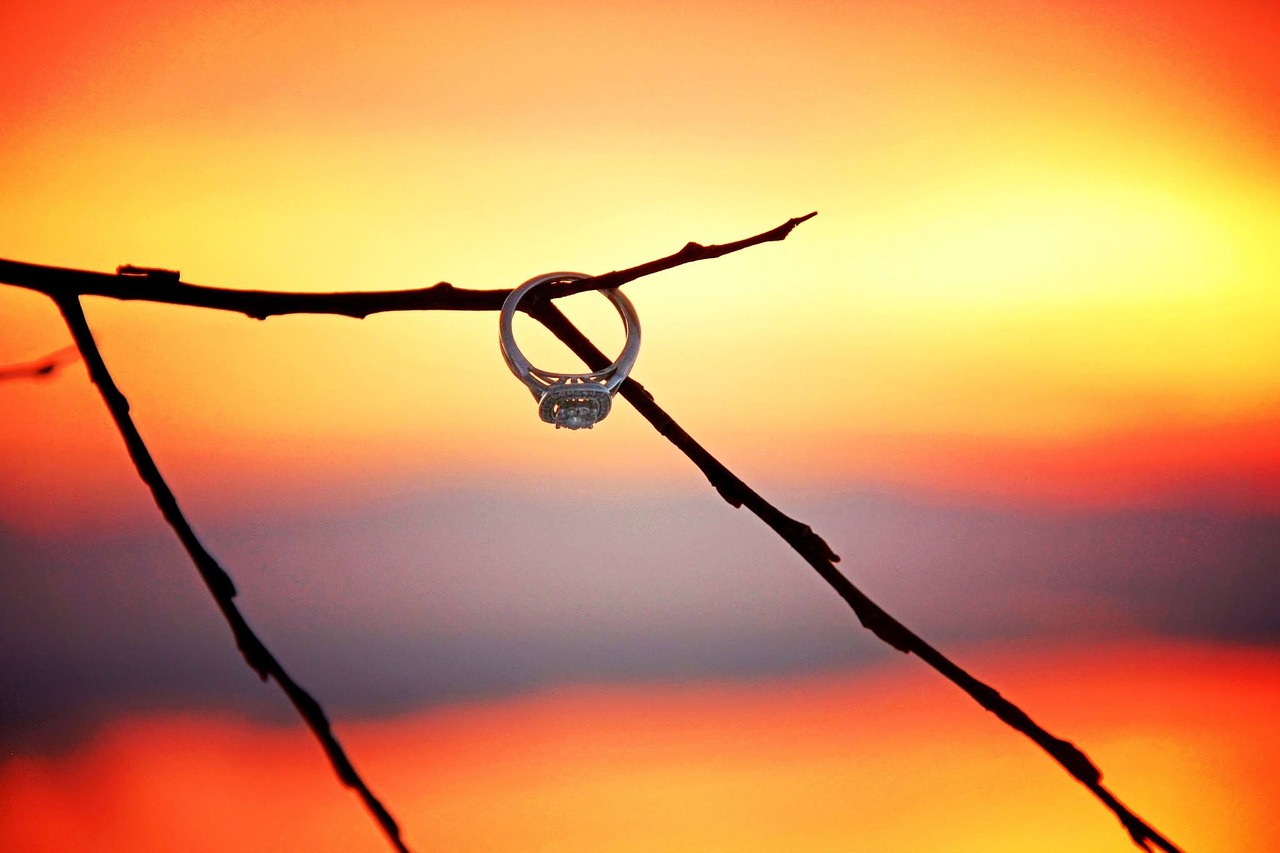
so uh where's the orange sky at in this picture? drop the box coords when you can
[2,4,1279,851]
[3,641,1277,852]
[3,0,1280,529]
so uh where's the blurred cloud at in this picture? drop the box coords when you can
[3,487,1277,754]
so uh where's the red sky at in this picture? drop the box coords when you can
[4,642,1278,853]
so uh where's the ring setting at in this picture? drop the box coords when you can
[499,272,641,430]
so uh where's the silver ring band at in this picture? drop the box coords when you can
[499,272,641,429]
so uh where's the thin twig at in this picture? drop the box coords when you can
[0,215,815,852]
[546,211,818,298]
[527,299,1182,853]
[0,213,816,320]
[52,294,411,853]
[0,345,79,381]
[10,211,1181,850]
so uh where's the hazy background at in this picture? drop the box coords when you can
[3,490,1279,752]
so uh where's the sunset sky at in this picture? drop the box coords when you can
[2,0,1278,851]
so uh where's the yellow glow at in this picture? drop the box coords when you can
[3,0,1279,527]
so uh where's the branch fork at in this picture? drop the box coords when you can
[1,210,1180,853]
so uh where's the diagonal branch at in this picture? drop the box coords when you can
[527,299,1183,853]
[52,294,412,853]
[0,213,815,319]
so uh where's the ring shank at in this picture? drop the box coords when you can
[499,272,642,400]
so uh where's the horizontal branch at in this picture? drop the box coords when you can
[0,213,815,320]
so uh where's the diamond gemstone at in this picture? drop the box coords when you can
[539,383,612,429]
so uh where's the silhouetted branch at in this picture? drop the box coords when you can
[0,214,815,853]
[52,294,411,853]
[527,299,1182,853]
[7,210,1182,852]
[0,345,79,381]
[0,213,816,319]
[548,210,818,299]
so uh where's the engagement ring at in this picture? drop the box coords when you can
[499,272,641,430]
